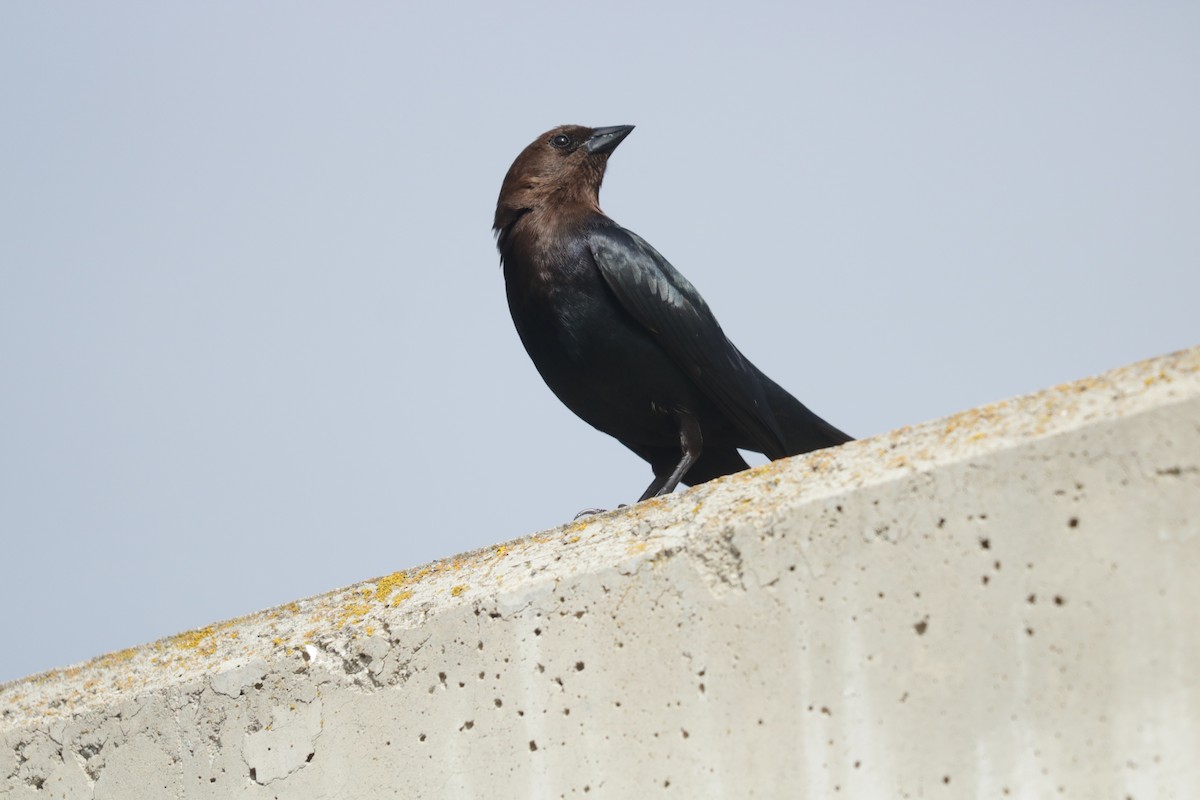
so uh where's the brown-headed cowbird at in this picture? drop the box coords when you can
[494,124,851,502]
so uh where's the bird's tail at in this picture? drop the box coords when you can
[756,370,853,457]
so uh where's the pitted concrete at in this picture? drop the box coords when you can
[2,346,1198,798]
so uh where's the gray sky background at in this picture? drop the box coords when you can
[1,2,1197,684]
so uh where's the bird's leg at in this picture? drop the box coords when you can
[637,474,669,503]
[640,412,702,501]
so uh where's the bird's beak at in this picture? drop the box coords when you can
[585,125,635,155]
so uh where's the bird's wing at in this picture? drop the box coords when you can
[589,225,787,457]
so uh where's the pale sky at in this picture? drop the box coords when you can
[2,1,1197,683]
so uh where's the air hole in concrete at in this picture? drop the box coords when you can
[305,752,314,763]
[943,776,951,784]
[462,720,474,730]
[209,778,216,783]
[1054,595,1066,606]
[937,518,946,528]
[529,740,538,751]
[914,619,929,635]
[575,661,585,671]
[249,768,256,782]
[1025,627,1035,636]
[979,538,990,550]
[494,698,503,707]
[534,628,542,636]
[1068,517,1080,528]
[994,560,1002,571]
[982,575,990,586]
[1027,594,1037,604]
[438,672,447,684]
[682,729,690,738]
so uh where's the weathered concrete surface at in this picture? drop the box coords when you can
[2,347,1199,799]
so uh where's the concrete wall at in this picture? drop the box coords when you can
[2,346,1198,799]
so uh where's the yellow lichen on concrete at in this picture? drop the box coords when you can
[336,602,371,629]
[171,625,218,654]
[373,571,409,603]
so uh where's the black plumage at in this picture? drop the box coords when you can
[495,124,851,502]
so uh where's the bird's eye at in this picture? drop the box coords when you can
[550,133,572,149]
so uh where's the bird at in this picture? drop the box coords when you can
[494,124,851,504]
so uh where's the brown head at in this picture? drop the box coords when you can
[493,124,635,234]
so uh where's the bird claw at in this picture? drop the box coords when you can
[573,503,630,520]
[573,507,607,519]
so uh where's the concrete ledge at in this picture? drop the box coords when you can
[3,347,1199,798]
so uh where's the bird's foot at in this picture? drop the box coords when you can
[572,504,629,520]
[573,508,607,519]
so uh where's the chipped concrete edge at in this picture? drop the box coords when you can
[2,345,1198,730]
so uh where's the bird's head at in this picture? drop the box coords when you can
[493,124,634,233]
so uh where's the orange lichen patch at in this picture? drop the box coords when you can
[336,602,371,629]
[627,541,649,555]
[390,590,414,607]
[450,584,467,597]
[171,625,220,657]
[91,647,139,670]
[941,402,1007,437]
[562,518,593,536]
[373,571,409,603]
[638,496,671,512]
